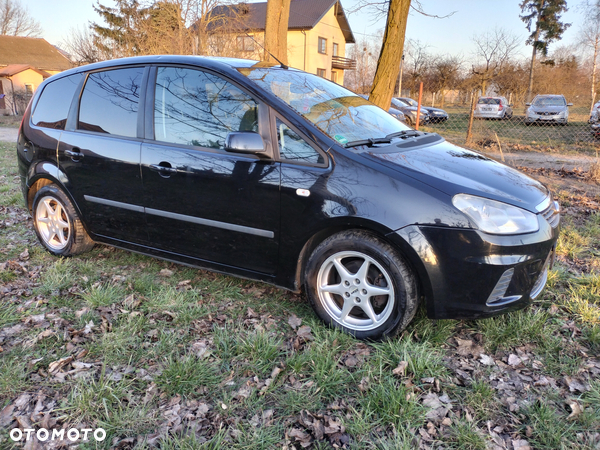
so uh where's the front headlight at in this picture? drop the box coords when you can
[452,194,539,235]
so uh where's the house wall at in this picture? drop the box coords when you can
[0,69,46,115]
[10,69,45,93]
[291,5,347,85]
[207,5,350,85]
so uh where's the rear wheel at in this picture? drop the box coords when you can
[32,184,94,256]
[304,231,418,340]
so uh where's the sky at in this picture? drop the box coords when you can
[23,0,585,61]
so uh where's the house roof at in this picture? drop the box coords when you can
[205,0,355,43]
[0,36,71,72]
[0,64,51,78]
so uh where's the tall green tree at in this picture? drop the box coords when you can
[91,0,149,58]
[520,0,570,101]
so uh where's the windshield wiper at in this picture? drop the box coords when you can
[345,137,392,148]
[344,130,422,148]
[385,130,421,139]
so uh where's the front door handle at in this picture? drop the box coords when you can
[149,163,177,177]
[65,148,84,161]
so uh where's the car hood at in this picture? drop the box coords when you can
[425,107,447,114]
[530,105,566,113]
[365,139,548,212]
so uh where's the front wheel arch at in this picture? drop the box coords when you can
[303,229,420,340]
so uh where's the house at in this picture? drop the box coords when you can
[0,36,72,114]
[204,0,356,85]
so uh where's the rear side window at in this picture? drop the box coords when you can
[78,67,144,137]
[31,73,83,129]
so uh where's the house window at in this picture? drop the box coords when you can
[331,71,337,83]
[237,36,255,52]
[317,68,326,78]
[24,84,34,95]
[333,43,339,57]
[318,37,327,54]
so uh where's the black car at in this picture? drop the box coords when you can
[396,97,449,123]
[18,56,560,340]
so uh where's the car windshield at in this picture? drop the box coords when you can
[400,98,418,107]
[239,67,409,145]
[478,98,500,105]
[533,96,566,107]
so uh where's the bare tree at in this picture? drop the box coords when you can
[403,39,430,96]
[264,0,291,64]
[0,0,42,37]
[428,55,462,108]
[61,27,106,65]
[579,1,600,111]
[344,35,381,94]
[471,28,520,95]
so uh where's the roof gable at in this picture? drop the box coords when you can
[0,36,71,71]
[0,64,51,78]
[206,0,355,43]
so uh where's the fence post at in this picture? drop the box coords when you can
[416,82,423,130]
[466,92,476,145]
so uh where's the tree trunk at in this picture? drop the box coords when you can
[526,43,537,102]
[592,35,599,114]
[264,0,291,64]
[369,0,411,110]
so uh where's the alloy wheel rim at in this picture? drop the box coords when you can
[35,196,71,251]
[316,251,395,331]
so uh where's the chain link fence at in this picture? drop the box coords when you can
[414,101,600,172]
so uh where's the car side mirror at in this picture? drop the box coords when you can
[224,132,267,155]
[567,103,573,106]
[525,103,531,106]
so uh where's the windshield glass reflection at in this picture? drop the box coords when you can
[239,67,409,145]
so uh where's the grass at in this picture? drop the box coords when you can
[0,139,599,448]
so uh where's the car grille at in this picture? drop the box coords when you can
[536,111,555,116]
[541,202,560,228]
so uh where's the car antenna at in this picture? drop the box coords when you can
[246,33,288,69]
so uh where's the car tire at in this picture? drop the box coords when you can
[304,230,419,340]
[405,116,413,126]
[32,184,94,256]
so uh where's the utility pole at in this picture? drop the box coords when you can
[397,54,405,97]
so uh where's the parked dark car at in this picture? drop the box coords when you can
[18,56,560,340]
[389,97,430,126]
[396,97,448,123]
[358,94,406,124]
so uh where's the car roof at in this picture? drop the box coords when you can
[45,55,283,81]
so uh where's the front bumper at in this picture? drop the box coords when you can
[525,113,567,123]
[392,213,560,320]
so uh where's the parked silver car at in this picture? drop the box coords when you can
[474,97,513,120]
[525,95,572,125]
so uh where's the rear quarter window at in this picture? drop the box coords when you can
[31,73,83,129]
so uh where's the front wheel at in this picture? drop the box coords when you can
[304,231,419,340]
[32,184,94,256]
